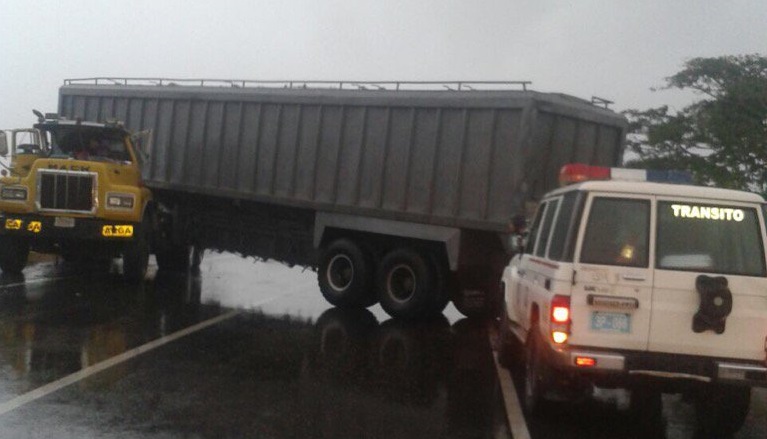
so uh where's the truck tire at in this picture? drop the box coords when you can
[155,244,193,272]
[318,239,376,308]
[424,254,451,316]
[191,246,204,271]
[695,385,750,436]
[0,236,29,274]
[376,248,434,320]
[123,224,150,283]
[451,274,502,320]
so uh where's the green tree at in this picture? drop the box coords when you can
[625,54,767,193]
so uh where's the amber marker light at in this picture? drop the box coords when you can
[575,356,597,367]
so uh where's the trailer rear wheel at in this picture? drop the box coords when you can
[156,244,193,272]
[424,254,450,316]
[0,236,29,274]
[318,239,376,308]
[376,248,434,320]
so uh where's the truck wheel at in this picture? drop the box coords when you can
[191,246,204,271]
[0,236,29,274]
[424,254,450,316]
[318,239,376,308]
[451,281,501,319]
[695,385,750,436]
[123,226,150,283]
[156,244,193,272]
[376,248,434,320]
[523,325,550,416]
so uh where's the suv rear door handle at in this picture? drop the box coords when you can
[622,274,647,282]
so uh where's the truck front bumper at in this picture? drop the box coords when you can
[545,344,767,387]
[0,213,141,242]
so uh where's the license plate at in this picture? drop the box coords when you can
[591,312,631,333]
[102,225,134,238]
[54,217,75,228]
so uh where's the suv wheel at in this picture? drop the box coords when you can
[695,385,750,436]
[523,325,550,415]
[498,314,523,370]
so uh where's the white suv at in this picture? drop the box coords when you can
[500,164,767,436]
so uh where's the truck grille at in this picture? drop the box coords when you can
[38,171,96,213]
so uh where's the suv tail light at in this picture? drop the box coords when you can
[550,295,571,344]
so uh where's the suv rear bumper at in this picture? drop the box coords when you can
[546,345,767,387]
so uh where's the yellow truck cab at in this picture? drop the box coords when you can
[0,113,153,281]
[499,163,767,436]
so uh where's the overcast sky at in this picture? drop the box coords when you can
[1,0,765,129]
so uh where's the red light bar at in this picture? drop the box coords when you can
[559,163,610,186]
[559,163,693,186]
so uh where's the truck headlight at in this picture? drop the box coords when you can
[106,193,135,209]
[1,187,28,201]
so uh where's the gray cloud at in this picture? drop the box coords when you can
[1,0,765,129]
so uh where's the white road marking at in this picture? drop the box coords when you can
[0,309,239,416]
[0,278,316,416]
[0,275,74,290]
[490,333,532,439]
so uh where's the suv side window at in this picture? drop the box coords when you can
[525,202,547,255]
[548,191,583,261]
[580,197,650,268]
[535,198,560,258]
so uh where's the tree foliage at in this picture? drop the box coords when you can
[625,54,767,193]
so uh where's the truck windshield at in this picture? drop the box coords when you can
[657,201,766,277]
[38,125,132,163]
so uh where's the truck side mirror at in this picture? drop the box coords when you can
[511,233,527,255]
[506,214,528,255]
[0,132,8,157]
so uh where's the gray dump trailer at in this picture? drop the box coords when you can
[59,79,627,319]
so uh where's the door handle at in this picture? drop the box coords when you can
[518,269,526,276]
[621,274,646,282]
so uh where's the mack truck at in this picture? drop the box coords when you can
[0,79,627,319]
[0,115,155,282]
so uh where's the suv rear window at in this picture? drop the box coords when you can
[657,202,766,276]
[580,198,650,267]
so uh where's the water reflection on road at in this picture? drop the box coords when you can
[300,308,506,438]
[0,257,509,438]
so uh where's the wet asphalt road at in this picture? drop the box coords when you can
[0,253,764,438]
